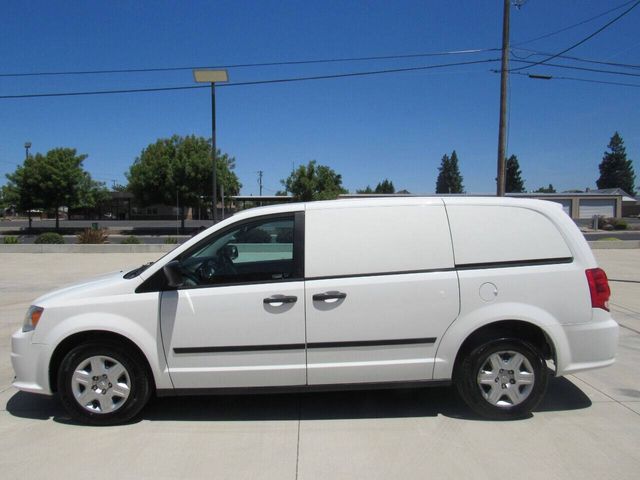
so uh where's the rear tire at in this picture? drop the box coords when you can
[57,342,152,426]
[455,338,548,420]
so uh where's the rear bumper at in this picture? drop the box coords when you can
[552,311,619,376]
[11,329,52,395]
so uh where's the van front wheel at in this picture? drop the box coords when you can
[455,339,548,420]
[57,342,151,425]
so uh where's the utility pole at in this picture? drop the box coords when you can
[257,170,264,196]
[496,0,510,196]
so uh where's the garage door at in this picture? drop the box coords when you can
[579,199,615,219]
[548,199,571,216]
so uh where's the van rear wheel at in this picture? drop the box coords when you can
[455,339,548,420]
[57,342,151,425]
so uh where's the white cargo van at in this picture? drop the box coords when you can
[11,197,618,424]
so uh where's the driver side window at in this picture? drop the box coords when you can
[178,215,297,287]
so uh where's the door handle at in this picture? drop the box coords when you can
[263,295,298,305]
[312,292,347,302]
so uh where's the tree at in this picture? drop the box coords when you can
[4,147,103,229]
[375,179,395,194]
[0,185,14,214]
[435,150,464,194]
[126,135,241,228]
[4,153,42,228]
[505,154,525,193]
[596,132,636,195]
[533,184,556,193]
[356,179,395,194]
[76,173,110,211]
[280,160,347,201]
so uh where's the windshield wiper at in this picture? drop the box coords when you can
[124,262,154,279]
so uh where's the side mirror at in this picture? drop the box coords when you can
[163,260,184,288]
[221,244,239,260]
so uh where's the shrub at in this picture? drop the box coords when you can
[596,216,608,229]
[164,237,178,244]
[76,228,109,244]
[35,232,64,244]
[597,217,628,230]
[613,219,628,230]
[121,235,141,244]
[3,236,19,244]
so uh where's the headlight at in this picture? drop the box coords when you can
[23,306,44,332]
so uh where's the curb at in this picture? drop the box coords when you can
[588,240,640,249]
[0,244,178,253]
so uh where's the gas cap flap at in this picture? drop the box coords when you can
[479,282,498,302]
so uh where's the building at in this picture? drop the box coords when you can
[339,191,629,220]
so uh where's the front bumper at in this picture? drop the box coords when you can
[551,310,619,376]
[11,329,52,395]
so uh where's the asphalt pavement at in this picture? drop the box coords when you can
[0,250,639,479]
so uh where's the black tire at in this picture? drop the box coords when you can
[455,338,548,420]
[57,342,152,426]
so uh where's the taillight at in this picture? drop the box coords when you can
[586,268,611,311]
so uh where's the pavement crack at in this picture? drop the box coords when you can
[611,302,640,317]
[571,375,640,417]
[618,322,640,335]
[295,395,301,480]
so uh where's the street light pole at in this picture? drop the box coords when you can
[211,83,218,223]
[24,141,32,231]
[193,69,228,224]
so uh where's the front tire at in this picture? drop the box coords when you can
[57,342,152,425]
[455,339,548,420]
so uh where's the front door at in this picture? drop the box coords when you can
[160,213,306,389]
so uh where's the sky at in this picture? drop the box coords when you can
[1,0,639,196]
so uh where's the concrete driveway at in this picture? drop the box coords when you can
[1,251,639,479]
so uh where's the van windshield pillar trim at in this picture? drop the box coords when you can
[173,337,437,354]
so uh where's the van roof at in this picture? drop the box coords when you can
[230,196,564,217]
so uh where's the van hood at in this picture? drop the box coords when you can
[33,269,142,306]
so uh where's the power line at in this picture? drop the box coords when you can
[0,84,208,100]
[512,48,640,70]
[0,58,499,100]
[0,48,499,78]
[513,0,637,46]
[509,70,640,88]
[508,59,640,78]
[510,0,640,73]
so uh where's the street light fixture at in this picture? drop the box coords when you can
[193,69,229,223]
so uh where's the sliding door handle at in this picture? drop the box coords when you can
[263,295,298,305]
[312,292,347,302]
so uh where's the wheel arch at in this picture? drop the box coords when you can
[49,330,156,394]
[433,304,561,380]
[450,320,555,381]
